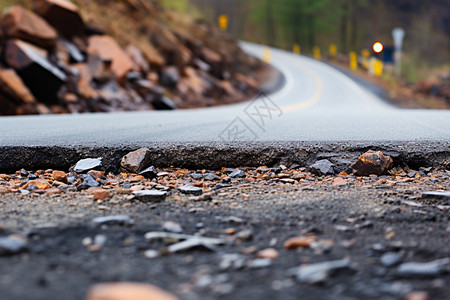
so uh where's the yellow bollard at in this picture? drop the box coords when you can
[263,48,271,63]
[293,44,301,55]
[218,14,228,31]
[361,49,370,69]
[349,51,358,71]
[329,44,337,59]
[374,59,383,76]
[313,46,321,60]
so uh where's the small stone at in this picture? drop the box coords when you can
[52,170,67,183]
[421,191,450,200]
[120,148,151,173]
[248,258,272,269]
[139,166,158,179]
[407,171,418,178]
[0,236,27,256]
[132,190,168,202]
[144,249,159,259]
[203,173,219,181]
[20,169,29,177]
[309,160,335,175]
[178,186,202,196]
[93,215,133,227]
[229,169,245,178]
[381,252,402,267]
[21,179,51,190]
[86,282,179,300]
[295,259,355,284]
[78,174,99,191]
[284,236,317,250]
[90,188,112,200]
[352,150,393,176]
[235,229,253,242]
[73,158,102,173]
[397,258,450,278]
[257,248,279,260]
[190,173,203,180]
[405,292,430,300]
[219,254,246,270]
[163,221,183,233]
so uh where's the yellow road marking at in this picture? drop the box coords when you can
[280,60,324,113]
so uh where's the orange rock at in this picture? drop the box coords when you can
[332,177,348,187]
[93,189,112,200]
[88,170,105,179]
[352,150,393,176]
[52,170,67,183]
[1,5,57,49]
[0,68,36,103]
[85,282,179,300]
[283,236,317,250]
[257,248,279,260]
[21,179,51,190]
[88,35,135,80]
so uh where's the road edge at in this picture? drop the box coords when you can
[1,141,448,172]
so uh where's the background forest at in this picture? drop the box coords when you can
[163,0,450,82]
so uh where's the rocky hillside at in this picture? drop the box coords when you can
[0,0,270,115]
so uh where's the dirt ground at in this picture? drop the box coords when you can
[0,166,449,300]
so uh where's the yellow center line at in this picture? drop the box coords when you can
[280,60,324,113]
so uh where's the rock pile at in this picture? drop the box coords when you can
[0,0,266,115]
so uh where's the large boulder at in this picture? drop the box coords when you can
[33,0,85,39]
[1,5,57,49]
[4,39,67,103]
[87,35,135,81]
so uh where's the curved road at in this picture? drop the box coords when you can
[1,42,449,147]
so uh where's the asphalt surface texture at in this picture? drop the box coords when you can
[0,42,449,172]
[0,166,449,300]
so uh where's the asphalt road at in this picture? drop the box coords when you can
[1,42,449,148]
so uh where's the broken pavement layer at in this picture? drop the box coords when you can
[0,141,448,173]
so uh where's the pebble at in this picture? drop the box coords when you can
[163,221,183,233]
[90,188,112,200]
[203,173,219,181]
[421,191,450,200]
[120,148,151,173]
[397,258,450,277]
[380,252,402,267]
[78,174,99,190]
[190,173,203,180]
[247,258,272,269]
[144,249,159,259]
[52,170,67,183]
[73,158,102,173]
[93,215,134,227]
[257,248,279,260]
[132,190,168,202]
[405,291,430,300]
[352,150,393,176]
[178,186,202,196]
[229,169,245,178]
[86,282,179,300]
[0,236,27,256]
[284,236,317,250]
[139,166,158,179]
[295,259,355,284]
[309,160,335,175]
[219,254,246,270]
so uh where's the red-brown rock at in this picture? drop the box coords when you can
[0,68,36,103]
[1,5,57,49]
[87,35,135,80]
[33,0,85,39]
[352,150,393,176]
